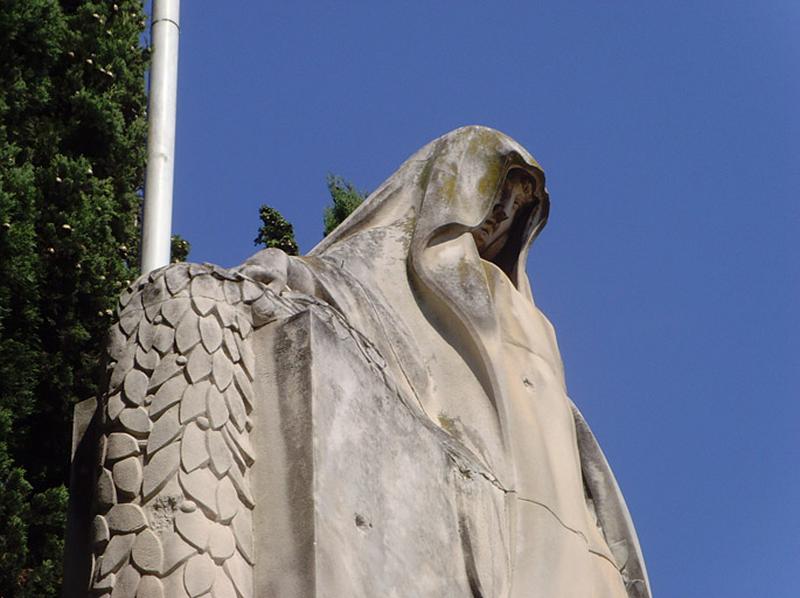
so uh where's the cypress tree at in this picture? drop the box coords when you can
[0,1,148,594]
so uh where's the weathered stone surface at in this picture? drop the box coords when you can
[174,510,208,551]
[92,514,110,547]
[111,564,141,598]
[142,443,180,499]
[119,406,152,436]
[179,381,208,424]
[184,553,215,596]
[136,575,165,598]
[147,404,180,454]
[112,456,143,497]
[96,467,117,509]
[132,529,163,574]
[207,524,235,562]
[211,350,233,391]
[107,504,147,534]
[106,433,140,462]
[99,533,135,577]
[161,533,196,575]
[206,387,228,429]
[68,128,651,598]
[150,376,186,418]
[180,422,209,472]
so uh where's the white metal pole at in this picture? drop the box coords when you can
[141,0,180,273]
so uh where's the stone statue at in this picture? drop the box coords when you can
[65,126,651,597]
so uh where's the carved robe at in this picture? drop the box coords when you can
[260,125,652,597]
[75,126,650,598]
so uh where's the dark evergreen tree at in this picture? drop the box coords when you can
[170,233,191,263]
[323,174,366,236]
[0,1,148,594]
[254,205,299,255]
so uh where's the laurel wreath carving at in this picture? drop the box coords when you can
[87,262,302,597]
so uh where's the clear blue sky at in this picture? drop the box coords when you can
[159,2,799,595]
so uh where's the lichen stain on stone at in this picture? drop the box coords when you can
[477,159,502,198]
[438,411,464,442]
[441,176,458,204]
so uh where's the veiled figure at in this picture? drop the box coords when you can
[73,126,650,598]
[240,125,651,597]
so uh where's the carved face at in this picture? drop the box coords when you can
[472,170,538,267]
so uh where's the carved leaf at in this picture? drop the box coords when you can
[165,265,191,295]
[200,314,223,353]
[215,302,236,328]
[106,433,139,462]
[236,312,252,338]
[223,423,255,466]
[123,370,149,406]
[175,313,201,353]
[223,550,252,598]
[150,376,187,418]
[142,443,180,500]
[119,407,152,436]
[108,324,129,361]
[206,387,229,430]
[119,309,141,336]
[96,467,117,509]
[186,347,213,383]
[179,468,217,513]
[192,295,216,316]
[92,514,110,548]
[180,381,209,424]
[136,575,165,598]
[174,510,209,551]
[112,563,141,598]
[222,328,240,362]
[151,324,175,354]
[212,350,234,391]
[211,567,238,598]
[138,318,157,352]
[106,504,147,534]
[99,533,135,577]
[131,529,164,574]
[107,392,126,422]
[149,354,183,391]
[207,430,232,477]
[222,280,241,305]
[135,346,160,372]
[181,422,210,473]
[208,524,235,562]
[191,274,225,302]
[231,509,256,565]
[161,297,191,327]
[162,532,196,575]
[215,478,239,524]
[238,337,255,381]
[112,456,143,497]
[241,280,262,304]
[233,370,253,412]
[142,276,167,316]
[224,387,246,433]
[226,462,255,509]
[147,404,181,455]
[184,553,215,597]
[110,353,135,391]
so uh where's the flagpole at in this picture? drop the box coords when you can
[141,0,180,273]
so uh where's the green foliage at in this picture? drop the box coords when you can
[323,174,366,236]
[254,205,299,255]
[0,1,148,594]
[171,233,191,263]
